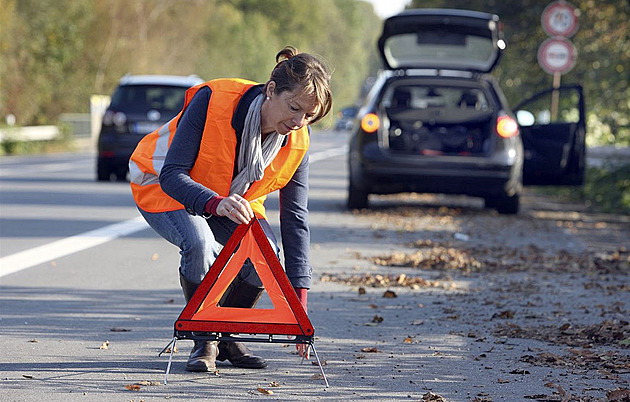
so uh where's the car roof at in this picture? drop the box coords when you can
[118,74,205,87]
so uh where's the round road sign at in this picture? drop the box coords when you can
[537,37,577,74]
[541,1,579,37]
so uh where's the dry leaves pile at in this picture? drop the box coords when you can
[494,320,630,373]
[372,239,482,272]
[368,241,629,275]
[495,319,630,348]
[320,273,451,289]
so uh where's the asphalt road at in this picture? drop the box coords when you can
[1,131,628,401]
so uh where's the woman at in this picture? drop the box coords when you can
[129,46,332,372]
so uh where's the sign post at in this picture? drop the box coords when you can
[538,1,579,120]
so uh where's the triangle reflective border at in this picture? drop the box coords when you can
[175,219,314,337]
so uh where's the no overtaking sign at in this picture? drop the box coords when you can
[537,37,577,75]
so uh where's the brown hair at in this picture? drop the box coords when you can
[266,46,332,124]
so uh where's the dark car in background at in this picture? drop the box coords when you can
[347,9,585,214]
[96,74,204,181]
[335,106,359,131]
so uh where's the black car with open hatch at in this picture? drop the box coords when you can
[347,9,585,214]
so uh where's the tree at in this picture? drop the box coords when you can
[0,0,382,127]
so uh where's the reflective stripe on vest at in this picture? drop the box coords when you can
[129,78,309,218]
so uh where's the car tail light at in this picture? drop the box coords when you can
[112,112,127,127]
[102,111,114,126]
[496,115,519,138]
[360,113,380,133]
[102,111,127,127]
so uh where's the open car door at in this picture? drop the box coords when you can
[514,85,586,185]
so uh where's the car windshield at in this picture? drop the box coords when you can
[109,85,187,114]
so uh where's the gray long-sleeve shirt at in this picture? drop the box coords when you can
[159,84,312,289]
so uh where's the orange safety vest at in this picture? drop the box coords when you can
[129,78,309,219]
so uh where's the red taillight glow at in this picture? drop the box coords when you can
[496,115,519,138]
[360,113,380,133]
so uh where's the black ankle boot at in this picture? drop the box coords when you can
[186,340,218,372]
[217,277,267,369]
[180,274,218,372]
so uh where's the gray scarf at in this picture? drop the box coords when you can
[229,93,284,196]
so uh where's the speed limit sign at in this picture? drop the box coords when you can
[541,1,579,37]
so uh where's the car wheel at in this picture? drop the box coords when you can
[496,193,520,215]
[483,197,498,209]
[97,161,111,182]
[115,169,128,182]
[347,180,369,210]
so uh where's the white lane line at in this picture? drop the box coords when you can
[0,146,346,278]
[0,159,93,176]
[310,145,347,163]
[0,216,149,278]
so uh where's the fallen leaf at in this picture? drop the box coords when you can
[257,387,273,395]
[269,381,280,387]
[421,392,447,401]
[358,287,366,295]
[607,388,630,401]
[125,384,141,391]
[509,369,530,374]
[383,290,397,298]
[99,341,110,349]
[110,327,131,332]
[371,315,384,323]
[151,253,159,261]
[311,374,325,380]
[361,347,379,353]
[135,380,160,386]
[27,339,38,343]
[311,360,327,366]
[411,320,424,325]
[497,378,510,383]
[403,337,414,344]
[493,310,515,319]
[163,346,178,354]
[22,375,34,379]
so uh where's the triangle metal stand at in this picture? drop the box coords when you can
[159,333,329,387]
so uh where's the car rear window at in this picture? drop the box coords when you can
[383,85,490,111]
[383,31,496,71]
[109,85,187,114]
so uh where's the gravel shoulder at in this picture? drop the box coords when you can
[308,189,629,401]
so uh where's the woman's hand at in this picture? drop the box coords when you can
[217,194,254,224]
[294,288,309,359]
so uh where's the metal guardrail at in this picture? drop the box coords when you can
[59,113,91,138]
[0,126,60,142]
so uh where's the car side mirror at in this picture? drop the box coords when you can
[516,110,535,127]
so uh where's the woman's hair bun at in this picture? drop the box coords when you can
[275,46,299,63]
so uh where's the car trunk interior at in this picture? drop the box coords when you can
[381,84,494,156]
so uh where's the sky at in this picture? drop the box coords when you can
[361,0,412,19]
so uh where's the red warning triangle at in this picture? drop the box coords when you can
[175,219,314,337]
